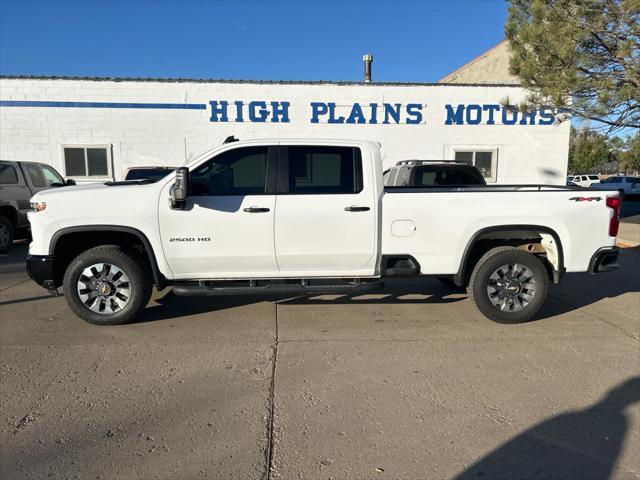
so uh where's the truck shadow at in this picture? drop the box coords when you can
[454,376,640,480]
[136,248,638,324]
[537,247,639,321]
[135,280,467,323]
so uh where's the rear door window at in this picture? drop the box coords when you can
[285,146,362,194]
[0,164,19,184]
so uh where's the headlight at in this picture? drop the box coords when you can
[30,201,47,212]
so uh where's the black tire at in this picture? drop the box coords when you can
[0,216,14,253]
[467,247,549,324]
[62,245,152,325]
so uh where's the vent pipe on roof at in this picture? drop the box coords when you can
[363,54,373,82]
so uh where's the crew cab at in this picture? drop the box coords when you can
[0,160,74,252]
[26,139,621,325]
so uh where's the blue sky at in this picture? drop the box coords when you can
[0,0,508,82]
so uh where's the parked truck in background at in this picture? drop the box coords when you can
[0,160,73,252]
[384,160,486,187]
[25,139,621,325]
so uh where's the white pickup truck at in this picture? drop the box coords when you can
[26,139,621,325]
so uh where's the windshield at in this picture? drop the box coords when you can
[124,168,174,181]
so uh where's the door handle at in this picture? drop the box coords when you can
[243,207,270,213]
[344,206,370,212]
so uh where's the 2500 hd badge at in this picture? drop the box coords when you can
[169,237,211,242]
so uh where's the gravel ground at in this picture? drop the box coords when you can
[1,244,639,479]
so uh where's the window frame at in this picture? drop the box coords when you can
[277,145,364,195]
[61,144,113,180]
[451,147,499,183]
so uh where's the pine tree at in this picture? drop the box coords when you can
[506,0,640,132]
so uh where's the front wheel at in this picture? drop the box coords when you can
[468,247,549,323]
[63,245,152,325]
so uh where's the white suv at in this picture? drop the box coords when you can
[567,174,600,188]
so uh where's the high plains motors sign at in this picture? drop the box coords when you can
[208,100,557,126]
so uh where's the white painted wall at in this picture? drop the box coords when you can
[0,78,570,183]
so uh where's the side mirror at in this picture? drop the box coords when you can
[171,167,189,209]
[66,179,76,186]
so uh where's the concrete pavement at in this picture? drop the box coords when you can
[1,244,639,479]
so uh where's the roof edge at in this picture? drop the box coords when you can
[0,74,521,88]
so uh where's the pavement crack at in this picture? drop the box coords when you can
[263,297,279,480]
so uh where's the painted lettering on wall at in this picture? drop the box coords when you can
[444,104,556,126]
[209,101,423,125]
[207,101,556,126]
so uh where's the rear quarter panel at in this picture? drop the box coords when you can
[382,190,617,274]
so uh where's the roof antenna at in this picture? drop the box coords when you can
[223,135,239,144]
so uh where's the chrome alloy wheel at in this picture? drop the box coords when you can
[486,263,536,312]
[76,263,131,314]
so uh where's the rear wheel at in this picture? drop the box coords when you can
[0,216,14,253]
[468,247,549,323]
[63,245,152,325]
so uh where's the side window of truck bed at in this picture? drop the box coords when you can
[286,146,363,194]
[190,146,269,196]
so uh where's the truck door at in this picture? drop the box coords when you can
[159,145,279,278]
[274,145,378,276]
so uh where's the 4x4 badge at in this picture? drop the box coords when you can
[569,197,602,202]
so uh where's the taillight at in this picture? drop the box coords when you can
[606,196,621,237]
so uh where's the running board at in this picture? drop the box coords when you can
[172,280,384,297]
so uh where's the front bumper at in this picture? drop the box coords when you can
[26,254,57,290]
[588,247,620,274]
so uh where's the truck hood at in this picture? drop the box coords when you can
[31,181,160,201]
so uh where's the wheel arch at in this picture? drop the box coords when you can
[453,224,565,287]
[49,225,165,289]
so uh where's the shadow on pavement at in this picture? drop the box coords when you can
[455,377,640,480]
[537,248,639,321]
[620,197,640,221]
[0,241,29,276]
[132,279,466,324]
[2,239,638,326]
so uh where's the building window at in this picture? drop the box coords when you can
[62,145,112,179]
[453,149,498,183]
